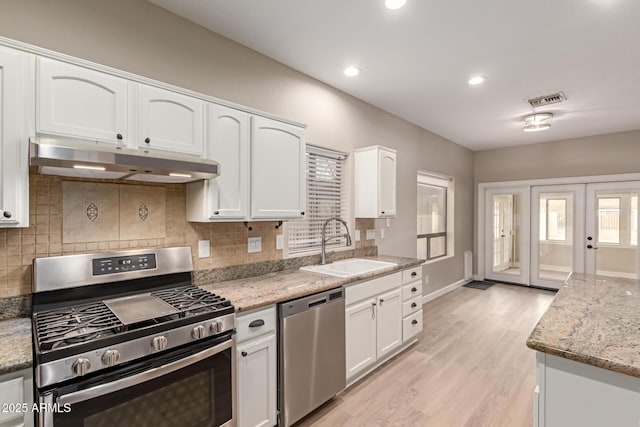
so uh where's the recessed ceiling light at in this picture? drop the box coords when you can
[522,113,553,132]
[344,67,360,77]
[468,76,485,86]
[385,0,407,9]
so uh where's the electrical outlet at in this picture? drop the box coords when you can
[197,240,210,258]
[366,229,376,240]
[355,230,361,242]
[248,237,262,253]
[276,234,284,250]
[380,228,385,239]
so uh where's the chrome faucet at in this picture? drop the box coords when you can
[321,218,353,265]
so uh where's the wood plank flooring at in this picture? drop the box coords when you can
[296,283,555,427]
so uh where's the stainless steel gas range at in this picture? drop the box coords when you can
[31,247,236,427]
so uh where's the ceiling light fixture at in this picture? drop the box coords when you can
[343,66,360,77]
[468,76,485,86]
[522,113,553,132]
[385,0,407,9]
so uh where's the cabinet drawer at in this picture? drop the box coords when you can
[403,310,423,342]
[402,281,422,301]
[0,377,23,424]
[402,266,422,284]
[402,296,421,317]
[236,306,276,344]
[345,272,401,306]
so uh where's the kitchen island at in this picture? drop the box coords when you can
[527,273,640,426]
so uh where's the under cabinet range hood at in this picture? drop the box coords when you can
[29,141,219,183]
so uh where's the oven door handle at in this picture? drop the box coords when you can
[58,338,232,406]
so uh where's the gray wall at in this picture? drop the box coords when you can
[0,0,474,292]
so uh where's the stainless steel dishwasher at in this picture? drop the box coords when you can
[278,287,346,427]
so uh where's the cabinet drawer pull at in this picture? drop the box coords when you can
[411,320,418,325]
[116,133,123,140]
[248,319,265,328]
[2,211,11,219]
[241,351,248,357]
[411,287,417,292]
[411,272,417,277]
[411,302,417,308]
[144,137,151,144]
[214,211,219,215]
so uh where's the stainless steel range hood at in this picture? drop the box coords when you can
[29,141,219,183]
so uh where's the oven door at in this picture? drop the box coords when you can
[38,335,235,427]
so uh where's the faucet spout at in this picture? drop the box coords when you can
[321,218,353,265]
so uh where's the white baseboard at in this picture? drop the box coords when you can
[422,278,471,305]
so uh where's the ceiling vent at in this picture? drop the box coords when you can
[527,92,566,108]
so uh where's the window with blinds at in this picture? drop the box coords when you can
[288,145,348,254]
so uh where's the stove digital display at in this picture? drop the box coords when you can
[92,254,157,275]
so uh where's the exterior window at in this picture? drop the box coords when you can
[598,198,620,244]
[287,146,348,254]
[417,172,453,261]
[539,198,567,241]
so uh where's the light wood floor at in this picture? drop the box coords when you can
[296,283,555,427]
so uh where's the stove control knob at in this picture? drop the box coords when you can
[102,349,121,367]
[152,335,168,352]
[192,325,206,340]
[210,320,224,334]
[72,358,91,376]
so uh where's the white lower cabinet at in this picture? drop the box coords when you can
[375,288,402,358]
[236,306,277,427]
[0,368,34,427]
[534,352,640,427]
[345,298,378,379]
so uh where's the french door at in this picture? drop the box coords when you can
[484,187,530,285]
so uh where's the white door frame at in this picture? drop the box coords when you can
[477,172,640,283]
[531,184,586,290]
[484,186,530,285]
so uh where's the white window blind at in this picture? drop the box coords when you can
[288,145,348,254]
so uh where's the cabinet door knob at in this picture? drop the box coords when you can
[381,211,385,214]
[144,137,151,144]
[116,133,123,140]
[411,303,417,308]
[300,211,305,216]
[241,351,247,357]
[411,287,417,292]
[2,211,11,219]
[214,211,219,215]
[412,319,418,325]
[411,272,417,277]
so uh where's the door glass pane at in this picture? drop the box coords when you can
[595,191,638,278]
[538,192,573,282]
[492,194,520,275]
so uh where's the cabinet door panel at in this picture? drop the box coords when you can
[378,149,396,217]
[237,334,277,427]
[345,298,377,380]
[37,57,127,144]
[251,116,305,219]
[138,85,203,156]
[0,46,29,228]
[376,287,402,357]
[207,104,249,219]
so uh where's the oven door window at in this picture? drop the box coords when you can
[48,340,232,427]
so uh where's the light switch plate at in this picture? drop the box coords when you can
[198,240,210,258]
[355,230,361,242]
[366,229,376,240]
[248,237,262,253]
[276,234,284,250]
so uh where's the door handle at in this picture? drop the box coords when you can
[587,245,598,250]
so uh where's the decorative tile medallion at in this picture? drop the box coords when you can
[63,182,119,244]
[86,202,99,222]
[119,185,166,240]
[138,204,149,221]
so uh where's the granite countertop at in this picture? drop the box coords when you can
[527,273,640,378]
[200,255,423,312]
[0,318,33,375]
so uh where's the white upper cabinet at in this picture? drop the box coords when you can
[37,57,128,145]
[187,104,250,221]
[355,145,397,218]
[250,116,306,219]
[0,46,30,228]
[137,85,204,156]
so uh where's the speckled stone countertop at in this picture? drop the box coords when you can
[200,255,423,312]
[527,273,640,378]
[0,318,33,375]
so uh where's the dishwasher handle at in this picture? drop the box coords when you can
[279,287,344,318]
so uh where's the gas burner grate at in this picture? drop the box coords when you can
[35,302,124,351]
[153,286,231,316]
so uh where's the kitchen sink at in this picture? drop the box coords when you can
[300,258,397,278]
